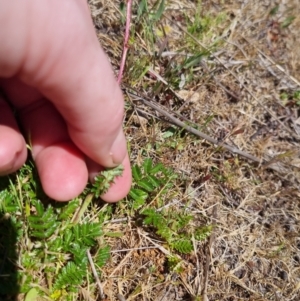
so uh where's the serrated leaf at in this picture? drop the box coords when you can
[31,222,59,239]
[143,158,153,174]
[132,165,142,182]
[96,245,111,268]
[0,190,19,213]
[147,174,161,187]
[53,262,85,290]
[195,225,212,241]
[149,162,164,174]
[50,236,63,251]
[172,239,193,254]
[72,223,102,247]
[142,209,164,228]
[129,189,148,201]
[71,245,88,267]
[92,165,124,197]
[157,226,172,240]
[33,199,44,216]
[63,229,73,249]
[132,198,146,209]
[138,178,155,192]
[59,199,79,220]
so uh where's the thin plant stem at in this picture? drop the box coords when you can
[117,0,132,84]
[87,249,105,299]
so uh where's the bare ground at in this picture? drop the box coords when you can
[88,1,300,300]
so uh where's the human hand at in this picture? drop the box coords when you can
[0,0,132,202]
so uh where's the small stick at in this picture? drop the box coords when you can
[87,249,105,299]
[202,205,217,301]
[117,0,132,84]
[126,90,262,164]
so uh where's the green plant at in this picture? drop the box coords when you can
[141,208,212,254]
[127,158,212,254]
[280,90,300,106]
[129,158,176,210]
[0,163,120,300]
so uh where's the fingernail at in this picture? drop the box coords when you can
[109,129,127,166]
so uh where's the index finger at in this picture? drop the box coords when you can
[0,0,127,168]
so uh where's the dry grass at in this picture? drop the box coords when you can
[88,0,300,300]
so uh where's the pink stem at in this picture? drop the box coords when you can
[117,0,132,84]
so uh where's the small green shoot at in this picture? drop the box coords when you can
[281,16,296,28]
[92,165,124,197]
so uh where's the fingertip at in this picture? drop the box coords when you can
[100,153,132,203]
[34,142,88,201]
[0,126,27,175]
[0,97,27,175]
[109,129,127,167]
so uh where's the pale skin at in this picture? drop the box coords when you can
[0,0,132,202]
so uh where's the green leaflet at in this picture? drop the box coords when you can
[53,262,85,290]
[92,165,124,197]
[95,245,111,268]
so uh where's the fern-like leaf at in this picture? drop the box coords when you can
[0,190,20,213]
[72,223,102,247]
[71,244,88,267]
[147,174,161,188]
[91,165,124,197]
[129,189,148,201]
[171,239,193,254]
[95,245,111,268]
[195,225,212,241]
[149,162,164,175]
[132,165,142,182]
[59,199,80,220]
[28,205,59,239]
[143,158,153,174]
[156,226,173,241]
[33,199,44,216]
[137,178,155,192]
[53,262,85,290]
[142,209,165,229]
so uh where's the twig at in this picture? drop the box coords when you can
[191,234,201,297]
[102,250,133,288]
[110,246,157,253]
[117,0,132,84]
[126,89,262,164]
[87,249,105,299]
[202,205,218,301]
[103,217,128,224]
[127,89,300,174]
[138,229,175,257]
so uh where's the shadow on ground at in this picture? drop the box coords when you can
[0,176,19,301]
[0,213,19,300]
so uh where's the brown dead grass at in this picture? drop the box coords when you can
[88,0,300,300]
